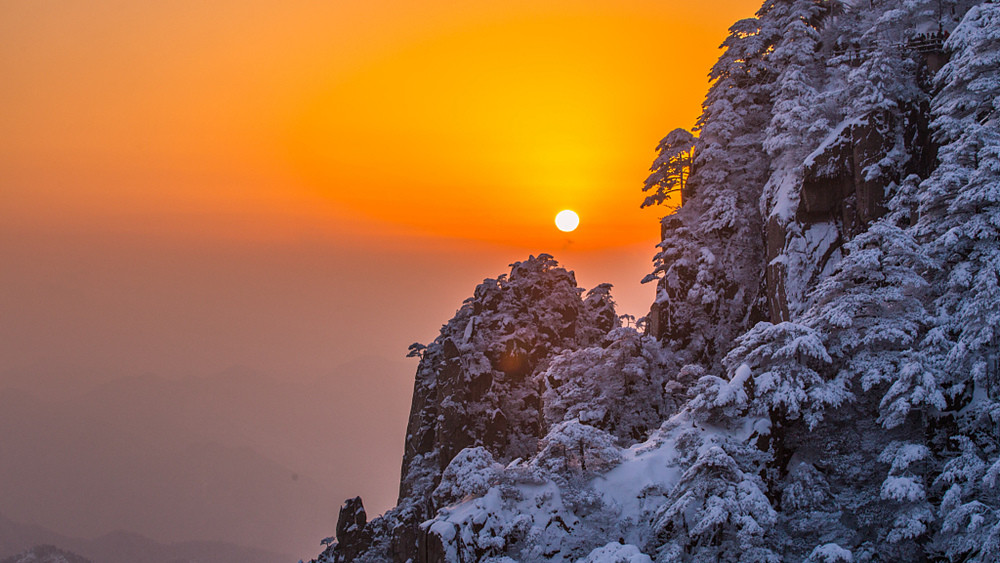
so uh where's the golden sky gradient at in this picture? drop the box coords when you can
[2,0,758,250]
[1,1,764,557]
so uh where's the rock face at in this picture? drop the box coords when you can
[323,497,369,562]
[766,105,937,322]
[336,497,366,542]
[398,255,615,505]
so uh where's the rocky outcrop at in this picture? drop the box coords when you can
[799,107,934,234]
[318,497,369,563]
[314,255,618,562]
[397,256,615,506]
[766,105,937,322]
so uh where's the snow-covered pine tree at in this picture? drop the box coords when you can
[645,13,772,370]
[723,321,837,431]
[648,443,778,563]
[800,181,945,554]
[542,325,670,443]
[736,188,943,558]
[841,0,939,194]
[934,435,1000,561]
[760,0,832,172]
[845,2,923,119]
[643,128,695,209]
[916,4,1000,560]
[758,0,846,322]
[717,318,843,546]
[804,186,943,433]
[918,0,1000,394]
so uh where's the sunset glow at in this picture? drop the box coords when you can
[2,0,760,251]
[289,10,728,248]
[0,2,763,559]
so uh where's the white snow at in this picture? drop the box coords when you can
[591,426,684,521]
[578,542,653,563]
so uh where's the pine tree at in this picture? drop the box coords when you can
[845,2,923,119]
[919,1,1000,389]
[649,444,778,563]
[643,128,695,209]
[804,211,943,431]
[917,5,1000,560]
[933,435,1000,561]
[723,321,837,430]
[542,326,669,443]
[645,15,773,369]
[760,0,832,172]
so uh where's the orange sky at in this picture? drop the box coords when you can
[2,0,758,250]
[0,1,762,557]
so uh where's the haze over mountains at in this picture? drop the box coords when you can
[0,516,289,563]
[0,357,411,560]
[1,1,746,561]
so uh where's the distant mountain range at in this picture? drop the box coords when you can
[0,514,288,563]
[0,355,411,560]
[1,544,92,563]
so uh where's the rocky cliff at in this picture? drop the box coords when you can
[314,255,629,562]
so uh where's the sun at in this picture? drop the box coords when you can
[555,210,580,232]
